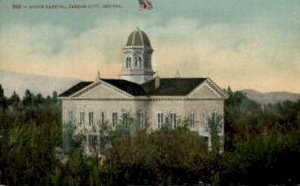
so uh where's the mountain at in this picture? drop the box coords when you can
[0,70,80,97]
[241,89,300,105]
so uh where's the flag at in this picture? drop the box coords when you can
[138,0,153,10]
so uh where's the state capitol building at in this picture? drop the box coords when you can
[59,28,227,153]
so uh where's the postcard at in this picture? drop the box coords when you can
[0,0,299,185]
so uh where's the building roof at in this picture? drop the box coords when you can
[59,78,208,97]
[125,28,152,48]
[59,81,93,97]
[101,79,146,96]
[143,78,207,96]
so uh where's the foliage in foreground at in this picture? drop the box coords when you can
[105,127,210,185]
[0,85,300,185]
[220,133,300,185]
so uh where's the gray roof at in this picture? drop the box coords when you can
[142,78,207,96]
[126,28,152,48]
[59,81,93,97]
[102,79,146,96]
[59,78,208,97]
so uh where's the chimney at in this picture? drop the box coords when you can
[95,69,101,81]
[154,76,160,89]
[175,70,180,78]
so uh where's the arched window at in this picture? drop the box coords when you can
[157,112,163,129]
[134,57,138,67]
[137,111,144,128]
[144,56,150,68]
[126,59,128,68]
[126,57,132,68]
[190,112,195,129]
[138,57,142,67]
[170,112,177,129]
[202,111,208,128]
[128,57,131,67]
[112,112,118,128]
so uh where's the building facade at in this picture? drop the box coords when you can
[59,28,227,154]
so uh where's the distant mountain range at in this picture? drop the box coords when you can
[0,70,299,104]
[241,89,300,105]
[0,70,80,97]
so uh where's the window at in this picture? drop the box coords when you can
[126,57,131,68]
[157,113,163,128]
[134,57,138,67]
[68,111,73,123]
[100,112,105,127]
[112,112,118,128]
[138,56,142,67]
[88,112,94,126]
[190,112,195,129]
[79,112,85,126]
[88,135,98,150]
[122,112,130,127]
[129,57,131,67]
[202,112,208,128]
[200,136,209,148]
[212,111,219,124]
[137,112,144,128]
[145,56,150,68]
[170,113,177,128]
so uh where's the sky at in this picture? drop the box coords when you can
[0,0,300,93]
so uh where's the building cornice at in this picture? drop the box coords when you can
[61,96,226,101]
[70,80,134,98]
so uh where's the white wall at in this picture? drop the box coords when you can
[62,98,224,136]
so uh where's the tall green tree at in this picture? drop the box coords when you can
[207,113,223,154]
[52,91,58,103]
[224,87,262,150]
[0,84,8,112]
[23,89,34,107]
[10,91,20,105]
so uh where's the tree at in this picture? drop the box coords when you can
[7,91,21,112]
[0,84,4,98]
[10,91,20,104]
[104,126,209,185]
[0,84,7,112]
[62,121,77,153]
[23,89,34,107]
[220,133,300,185]
[224,87,262,150]
[207,113,223,154]
[34,93,44,105]
[52,91,58,103]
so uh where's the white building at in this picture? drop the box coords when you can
[59,28,227,153]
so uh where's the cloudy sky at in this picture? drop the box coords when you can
[0,0,300,93]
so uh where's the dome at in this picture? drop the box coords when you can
[125,27,152,48]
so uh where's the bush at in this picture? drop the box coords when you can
[220,133,300,185]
